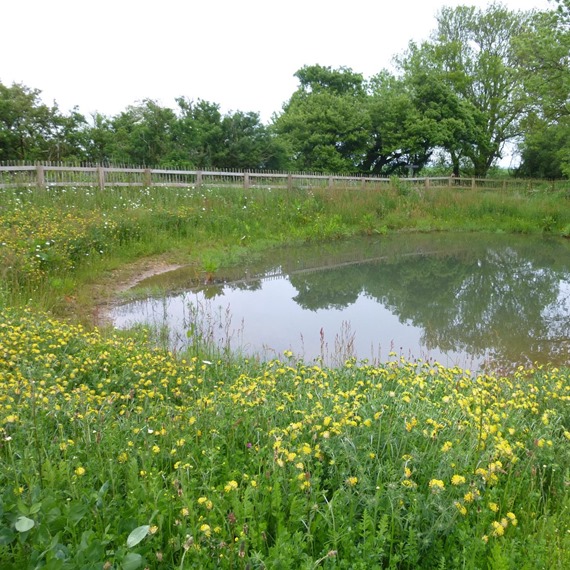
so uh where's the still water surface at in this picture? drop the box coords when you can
[112,234,570,371]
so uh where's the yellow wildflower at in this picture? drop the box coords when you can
[464,491,477,503]
[491,521,505,537]
[200,524,211,537]
[451,474,466,486]
[429,479,445,491]
[405,417,417,432]
[454,501,467,516]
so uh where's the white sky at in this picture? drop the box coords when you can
[1,0,553,123]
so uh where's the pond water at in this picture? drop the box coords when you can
[111,233,570,371]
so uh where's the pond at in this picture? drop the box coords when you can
[111,233,570,371]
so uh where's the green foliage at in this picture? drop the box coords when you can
[0,82,87,162]
[399,4,534,177]
[2,0,570,179]
[1,183,570,314]
[0,83,284,170]
[520,120,570,183]
[273,66,437,175]
[1,181,570,566]
[514,1,570,178]
[273,66,371,173]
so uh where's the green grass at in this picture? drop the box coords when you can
[1,183,569,315]
[0,183,569,568]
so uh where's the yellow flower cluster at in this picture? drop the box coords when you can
[0,307,568,562]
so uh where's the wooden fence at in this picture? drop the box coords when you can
[0,163,567,192]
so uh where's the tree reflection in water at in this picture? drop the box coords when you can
[285,235,570,370]
[115,234,570,371]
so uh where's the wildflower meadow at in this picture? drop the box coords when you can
[0,183,569,568]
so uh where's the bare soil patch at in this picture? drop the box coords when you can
[88,257,185,328]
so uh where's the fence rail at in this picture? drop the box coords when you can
[0,163,567,192]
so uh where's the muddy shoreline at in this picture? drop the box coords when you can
[92,261,184,328]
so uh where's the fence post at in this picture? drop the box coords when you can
[244,172,250,189]
[97,166,105,191]
[143,168,152,188]
[287,173,293,191]
[425,177,430,189]
[36,163,45,189]
[328,176,333,188]
[471,177,476,189]
[196,171,202,188]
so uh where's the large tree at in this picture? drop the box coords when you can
[516,118,570,178]
[364,72,440,175]
[516,0,570,177]
[272,65,371,172]
[109,99,178,166]
[399,3,534,176]
[0,82,84,162]
[173,98,224,168]
[217,110,284,170]
[273,65,440,175]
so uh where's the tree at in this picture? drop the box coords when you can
[47,108,89,162]
[516,0,570,120]
[364,72,438,175]
[217,111,283,170]
[516,117,570,178]
[399,3,534,176]
[0,82,60,161]
[83,112,116,164]
[272,65,371,172]
[173,98,224,168]
[516,0,570,177]
[109,100,178,165]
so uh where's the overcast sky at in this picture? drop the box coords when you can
[1,0,552,123]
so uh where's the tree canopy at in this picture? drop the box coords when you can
[398,3,534,176]
[515,0,570,177]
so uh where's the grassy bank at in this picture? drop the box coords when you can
[0,183,569,568]
[1,182,569,316]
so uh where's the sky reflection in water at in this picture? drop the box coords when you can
[112,234,570,371]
